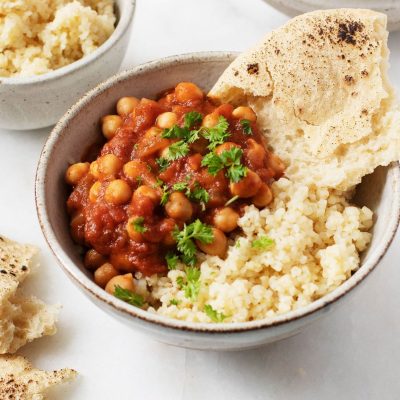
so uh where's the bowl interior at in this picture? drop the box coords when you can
[36,52,400,332]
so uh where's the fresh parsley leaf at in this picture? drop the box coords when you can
[176,276,184,289]
[201,152,225,176]
[173,219,214,265]
[172,181,189,192]
[184,111,203,129]
[162,125,187,139]
[235,240,241,248]
[182,267,201,301]
[165,251,179,270]
[131,217,147,233]
[114,285,144,307]
[166,140,189,161]
[252,236,275,250]
[160,185,170,206]
[156,157,170,172]
[136,176,143,186]
[240,119,253,135]
[154,178,164,187]
[190,184,209,205]
[220,147,248,183]
[204,304,227,322]
[202,116,230,150]
[169,299,181,306]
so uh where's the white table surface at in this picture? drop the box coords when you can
[1,1,399,399]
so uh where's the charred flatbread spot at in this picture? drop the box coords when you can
[233,70,239,77]
[362,109,368,115]
[246,63,259,75]
[338,20,364,45]
[361,70,368,77]
[344,75,355,84]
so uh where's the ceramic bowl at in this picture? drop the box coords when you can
[35,52,400,351]
[0,0,135,131]
[263,0,400,31]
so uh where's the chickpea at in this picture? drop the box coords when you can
[267,152,285,176]
[196,228,228,258]
[116,96,139,116]
[232,106,257,122]
[123,160,156,186]
[89,181,101,203]
[133,185,160,204]
[252,183,273,208]
[94,262,118,288]
[105,273,136,294]
[159,145,170,159]
[215,142,240,156]
[156,112,177,129]
[213,207,239,232]
[175,82,203,102]
[202,113,219,128]
[97,154,123,179]
[70,212,85,244]
[126,216,145,242]
[102,115,122,140]
[230,170,262,198]
[246,139,266,169]
[65,162,90,185]
[105,179,132,205]
[165,192,193,221]
[84,249,107,270]
[90,161,100,179]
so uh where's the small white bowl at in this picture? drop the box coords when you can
[35,52,400,351]
[0,0,135,131]
[263,0,400,31]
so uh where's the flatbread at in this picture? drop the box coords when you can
[209,9,400,190]
[0,236,59,354]
[0,355,77,400]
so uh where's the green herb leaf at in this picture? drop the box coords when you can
[190,183,209,205]
[184,111,203,129]
[201,152,225,176]
[251,236,275,250]
[136,176,143,186]
[173,219,214,266]
[162,125,187,139]
[202,116,230,150]
[160,185,170,206]
[227,164,247,183]
[182,267,201,301]
[220,147,248,183]
[114,285,144,307]
[154,178,164,187]
[169,299,181,306]
[172,182,189,192]
[166,140,190,161]
[165,251,179,270]
[131,217,147,233]
[204,304,227,322]
[156,157,170,172]
[240,119,253,135]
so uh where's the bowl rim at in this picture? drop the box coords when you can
[0,0,135,86]
[35,51,400,334]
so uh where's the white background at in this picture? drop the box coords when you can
[1,0,400,399]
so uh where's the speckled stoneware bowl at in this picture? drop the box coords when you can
[0,0,135,131]
[35,52,400,351]
[263,0,400,31]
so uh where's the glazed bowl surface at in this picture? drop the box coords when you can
[0,0,135,131]
[35,52,400,351]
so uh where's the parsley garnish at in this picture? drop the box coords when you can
[252,236,275,250]
[202,116,230,150]
[166,140,189,160]
[172,182,189,192]
[204,304,227,322]
[114,286,144,307]
[173,219,214,266]
[160,185,170,206]
[184,111,203,129]
[178,267,201,301]
[165,251,179,270]
[240,119,253,135]
[156,157,170,172]
[170,299,181,306]
[162,125,187,139]
[131,217,147,233]
[190,183,209,207]
[136,176,143,186]
[201,147,247,183]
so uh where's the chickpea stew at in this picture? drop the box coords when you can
[65,82,285,305]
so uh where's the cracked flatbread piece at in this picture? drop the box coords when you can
[0,236,59,354]
[0,355,77,400]
[209,9,400,190]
